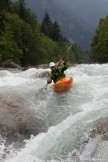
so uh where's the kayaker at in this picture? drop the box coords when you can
[47,60,70,84]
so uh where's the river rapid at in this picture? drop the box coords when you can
[0,64,108,162]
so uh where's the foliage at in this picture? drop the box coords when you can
[0,30,22,64]
[91,16,108,63]
[52,21,63,41]
[0,0,11,11]
[0,0,86,66]
[72,43,86,63]
[0,9,5,35]
[41,12,64,42]
[41,12,53,39]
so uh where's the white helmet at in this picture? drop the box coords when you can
[49,62,55,67]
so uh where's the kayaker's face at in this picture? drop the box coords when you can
[51,66,56,72]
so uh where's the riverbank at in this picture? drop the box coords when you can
[0,59,49,71]
[0,59,78,71]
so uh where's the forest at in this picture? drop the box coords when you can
[0,0,86,67]
[1,0,108,66]
[91,16,108,63]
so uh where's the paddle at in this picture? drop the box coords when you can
[37,44,72,94]
[61,44,72,61]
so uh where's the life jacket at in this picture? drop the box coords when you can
[51,67,65,83]
[48,63,69,83]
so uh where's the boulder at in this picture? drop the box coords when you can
[36,64,49,69]
[1,59,23,70]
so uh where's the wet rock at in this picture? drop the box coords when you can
[38,71,49,78]
[22,64,49,71]
[88,118,108,140]
[102,132,108,141]
[73,118,108,162]
[1,59,23,70]
[72,118,108,157]
[36,64,48,69]
[32,71,49,78]
[0,96,48,145]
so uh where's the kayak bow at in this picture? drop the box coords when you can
[53,77,73,92]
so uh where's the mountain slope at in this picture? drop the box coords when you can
[25,0,108,50]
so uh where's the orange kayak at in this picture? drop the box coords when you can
[53,77,73,92]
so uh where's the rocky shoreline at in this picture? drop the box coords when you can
[0,59,49,71]
[0,59,78,72]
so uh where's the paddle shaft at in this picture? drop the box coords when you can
[58,44,72,67]
[62,45,72,61]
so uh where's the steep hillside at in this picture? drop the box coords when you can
[56,0,108,30]
[25,0,108,50]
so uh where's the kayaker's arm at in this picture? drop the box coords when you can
[58,62,70,72]
[47,73,53,84]
[47,78,52,84]
[63,62,70,70]
[59,60,69,68]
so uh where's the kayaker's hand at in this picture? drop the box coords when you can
[47,78,52,84]
[59,59,65,65]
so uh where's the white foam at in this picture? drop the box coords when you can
[0,64,108,162]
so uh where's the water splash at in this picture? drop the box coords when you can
[0,64,108,162]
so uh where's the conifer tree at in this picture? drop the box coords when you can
[52,21,63,41]
[0,1,86,66]
[0,0,11,35]
[0,0,11,11]
[18,0,27,21]
[91,17,108,63]
[0,10,5,35]
[41,12,53,38]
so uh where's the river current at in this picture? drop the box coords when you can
[0,64,108,162]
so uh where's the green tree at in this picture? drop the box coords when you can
[0,0,11,35]
[18,0,26,21]
[0,0,86,66]
[0,10,5,35]
[52,21,63,41]
[72,43,85,63]
[5,12,34,65]
[41,12,53,38]
[11,1,39,29]
[11,0,27,22]
[91,17,108,63]
[0,0,11,11]
[0,30,22,64]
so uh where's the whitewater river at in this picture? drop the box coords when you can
[0,64,108,162]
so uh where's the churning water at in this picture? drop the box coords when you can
[0,64,108,162]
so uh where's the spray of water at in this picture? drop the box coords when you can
[0,64,108,162]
